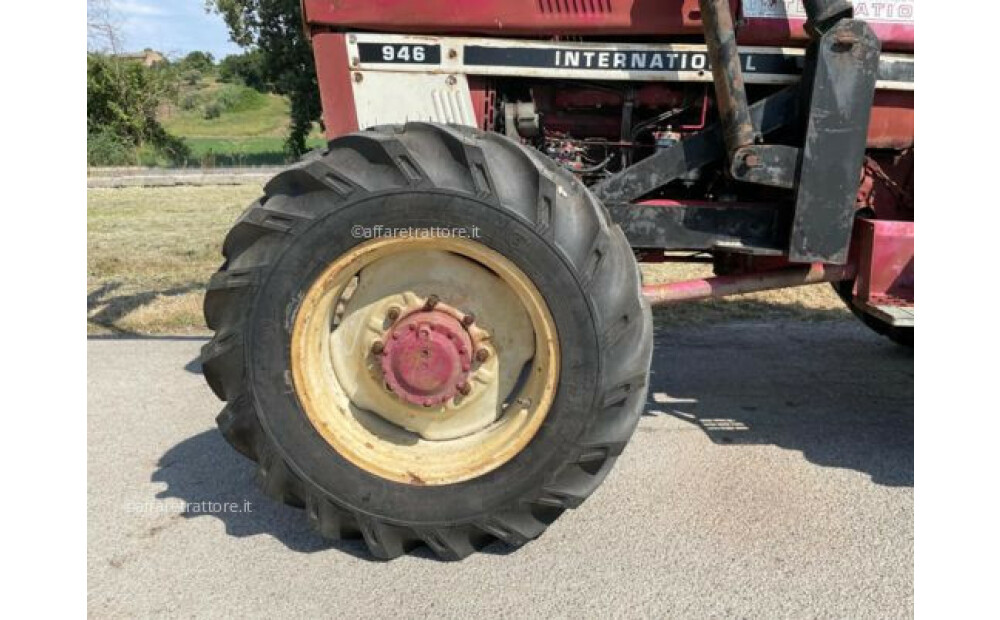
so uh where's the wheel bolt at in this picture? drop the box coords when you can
[475,348,490,362]
[371,340,385,355]
[461,313,475,327]
[386,306,401,321]
[424,294,440,310]
[456,382,472,396]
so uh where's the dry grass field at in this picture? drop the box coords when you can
[87,185,849,335]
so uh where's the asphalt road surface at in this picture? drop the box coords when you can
[88,320,913,618]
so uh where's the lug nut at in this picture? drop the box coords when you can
[386,306,401,321]
[371,341,385,355]
[424,294,440,310]
[475,348,490,362]
[456,382,472,396]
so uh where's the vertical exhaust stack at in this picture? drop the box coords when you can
[697,0,757,157]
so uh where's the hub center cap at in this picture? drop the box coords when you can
[380,309,473,407]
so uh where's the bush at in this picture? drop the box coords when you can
[88,130,136,166]
[203,103,222,119]
[198,85,265,121]
[179,93,200,111]
[212,87,241,112]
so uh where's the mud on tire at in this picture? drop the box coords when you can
[201,123,653,560]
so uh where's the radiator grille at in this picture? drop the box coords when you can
[538,0,612,14]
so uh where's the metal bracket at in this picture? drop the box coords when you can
[788,20,881,263]
[730,145,800,189]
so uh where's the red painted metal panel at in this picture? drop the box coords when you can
[303,0,723,37]
[739,7,913,52]
[303,0,913,51]
[867,91,914,149]
[855,219,914,305]
[313,33,360,138]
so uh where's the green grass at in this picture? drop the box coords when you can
[162,83,292,138]
[142,135,327,167]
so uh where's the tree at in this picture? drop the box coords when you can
[88,0,125,53]
[180,51,216,73]
[218,51,269,92]
[208,0,321,156]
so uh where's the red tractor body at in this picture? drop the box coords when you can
[200,1,915,560]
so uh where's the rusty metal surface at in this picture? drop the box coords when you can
[378,308,475,408]
[698,0,756,156]
[642,262,856,306]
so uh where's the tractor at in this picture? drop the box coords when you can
[201,0,914,560]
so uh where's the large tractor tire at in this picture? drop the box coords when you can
[201,123,653,560]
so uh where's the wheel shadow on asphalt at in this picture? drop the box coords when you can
[152,429,517,560]
[643,321,913,487]
[153,429,379,559]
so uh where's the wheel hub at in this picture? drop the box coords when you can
[380,309,473,407]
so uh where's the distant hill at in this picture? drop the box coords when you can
[142,75,324,167]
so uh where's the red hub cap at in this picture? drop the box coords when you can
[380,310,473,407]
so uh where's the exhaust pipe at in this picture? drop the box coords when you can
[697,0,756,158]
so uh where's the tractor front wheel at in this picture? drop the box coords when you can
[201,123,653,560]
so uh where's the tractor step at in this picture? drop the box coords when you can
[856,302,914,327]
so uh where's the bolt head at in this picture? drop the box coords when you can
[386,306,401,321]
[371,340,385,355]
[424,294,440,310]
[456,382,472,396]
[461,313,475,327]
[475,348,490,363]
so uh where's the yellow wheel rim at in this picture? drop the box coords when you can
[291,235,560,485]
